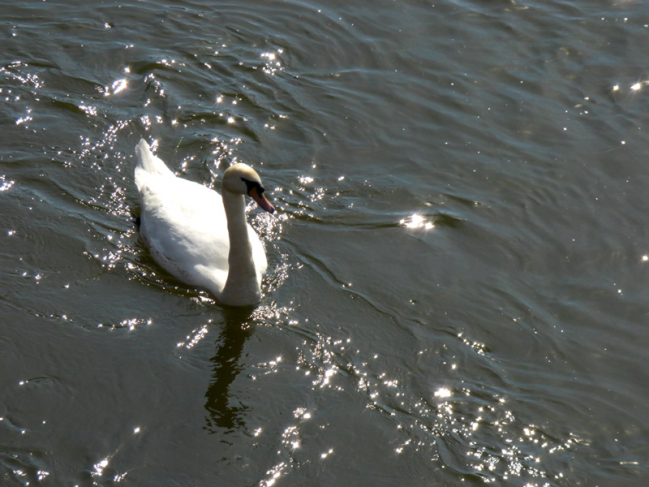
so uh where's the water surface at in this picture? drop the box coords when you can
[1,0,649,485]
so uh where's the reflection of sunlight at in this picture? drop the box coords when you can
[15,108,32,125]
[96,317,152,331]
[260,450,293,487]
[0,176,14,191]
[293,407,311,419]
[320,448,334,459]
[105,79,127,96]
[434,387,452,398]
[92,458,109,477]
[630,80,649,92]
[395,439,411,454]
[612,81,649,93]
[177,323,210,349]
[400,214,434,230]
[79,105,97,116]
[260,464,284,487]
[1,62,44,88]
[261,49,284,76]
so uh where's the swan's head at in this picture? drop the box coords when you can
[223,163,275,213]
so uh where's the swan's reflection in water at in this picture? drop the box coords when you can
[204,308,254,433]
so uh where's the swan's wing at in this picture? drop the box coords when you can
[137,174,231,289]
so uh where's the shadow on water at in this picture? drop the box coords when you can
[204,307,255,434]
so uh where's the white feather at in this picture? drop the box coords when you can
[134,139,269,306]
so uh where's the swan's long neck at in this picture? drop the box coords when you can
[220,190,261,306]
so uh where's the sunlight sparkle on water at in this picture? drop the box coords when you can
[260,462,285,487]
[434,387,452,398]
[261,50,284,75]
[611,81,649,93]
[321,448,334,459]
[79,104,97,116]
[293,407,311,419]
[177,324,209,349]
[106,79,127,96]
[92,459,109,477]
[630,80,649,91]
[400,214,434,230]
[0,176,14,191]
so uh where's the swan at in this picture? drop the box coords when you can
[134,139,275,306]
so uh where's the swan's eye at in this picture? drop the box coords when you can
[241,178,265,195]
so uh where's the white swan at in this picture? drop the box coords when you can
[134,139,275,306]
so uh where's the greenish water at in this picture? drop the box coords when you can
[2,0,649,485]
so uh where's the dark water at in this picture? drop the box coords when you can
[2,0,649,485]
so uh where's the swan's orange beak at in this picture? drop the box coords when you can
[249,187,275,214]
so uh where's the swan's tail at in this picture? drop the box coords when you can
[135,139,173,177]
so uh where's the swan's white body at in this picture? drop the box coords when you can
[134,139,274,306]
